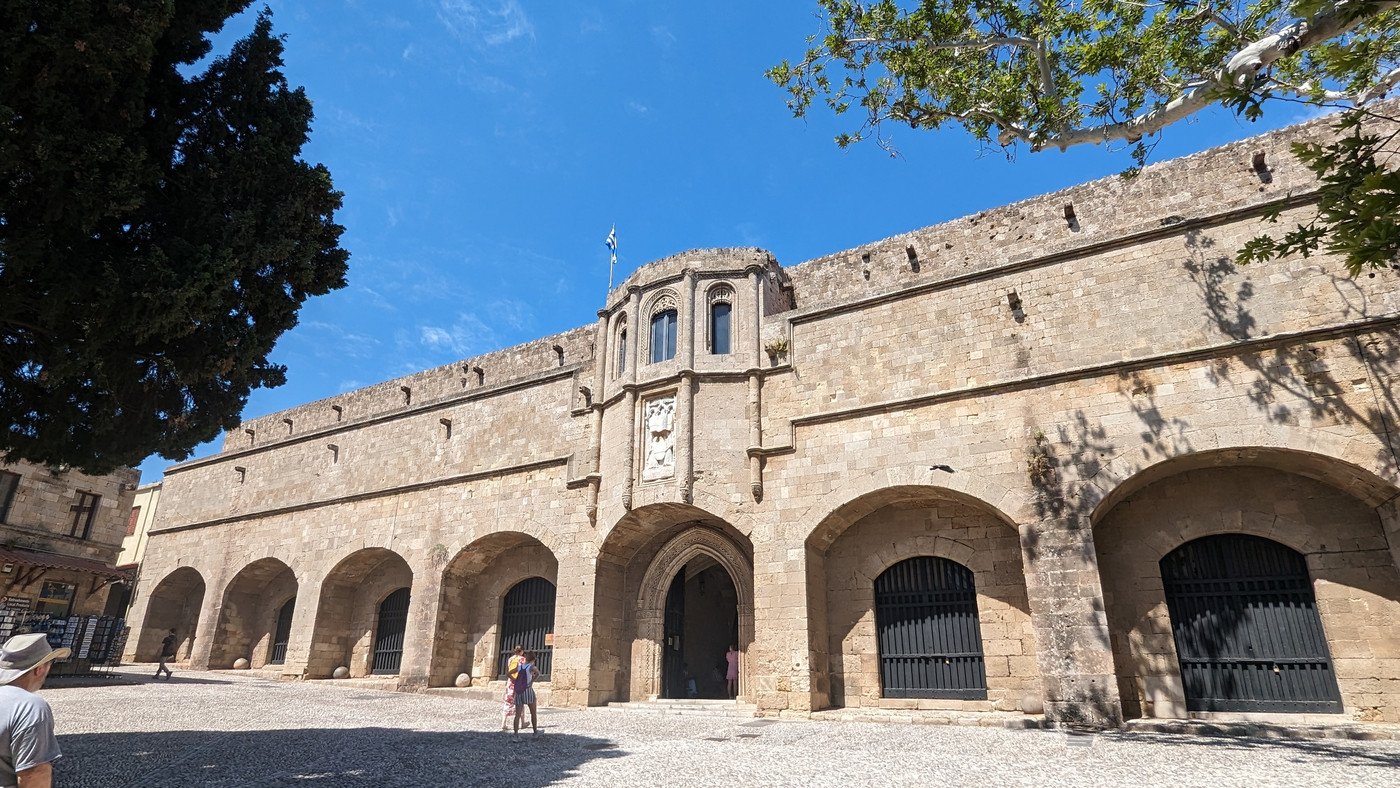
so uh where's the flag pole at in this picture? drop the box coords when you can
[605,224,618,294]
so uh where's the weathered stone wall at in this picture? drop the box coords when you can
[131,108,1400,727]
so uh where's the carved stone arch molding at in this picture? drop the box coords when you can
[706,283,734,305]
[631,526,754,702]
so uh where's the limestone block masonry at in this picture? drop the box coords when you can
[130,108,1400,728]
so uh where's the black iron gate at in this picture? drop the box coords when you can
[496,577,557,679]
[371,587,410,675]
[1161,534,1343,713]
[874,556,987,699]
[269,598,295,665]
[661,571,686,699]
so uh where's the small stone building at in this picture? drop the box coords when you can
[0,456,140,621]
[129,111,1400,726]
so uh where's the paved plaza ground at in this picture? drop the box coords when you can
[40,668,1400,787]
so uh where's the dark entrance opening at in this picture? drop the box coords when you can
[497,577,556,680]
[874,556,988,699]
[1161,534,1343,713]
[269,598,295,665]
[660,557,738,699]
[371,587,411,675]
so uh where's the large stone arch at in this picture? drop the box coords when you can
[306,548,413,679]
[799,468,1031,552]
[135,566,205,662]
[631,526,755,702]
[588,502,753,705]
[808,485,1039,713]
[208,557,298,669]
[428,531,558,688]
[1092,449,1400,723]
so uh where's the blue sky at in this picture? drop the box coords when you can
[136,1,1325,481]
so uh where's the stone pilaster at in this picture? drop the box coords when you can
[1019,514,1123,728]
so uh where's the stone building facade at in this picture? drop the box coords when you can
[0,456,140,619]
[129,111,1400,726]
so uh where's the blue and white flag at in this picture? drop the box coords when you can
[605,225,617,264]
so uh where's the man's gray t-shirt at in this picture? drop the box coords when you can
[0,684,61,786]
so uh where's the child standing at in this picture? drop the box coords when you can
[501,645,524,731]
[725,644,739,699]
[511,651,539,740]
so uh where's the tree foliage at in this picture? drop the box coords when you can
[769,1,1400,276]
[1,2,348,474]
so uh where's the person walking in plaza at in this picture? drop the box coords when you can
[0,633,70,788]
[511,651,539,741]
[500,645,524,731]
[155,628,177,680]
[725,644,739,699]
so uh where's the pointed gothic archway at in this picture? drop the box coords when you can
[632,526,754,702]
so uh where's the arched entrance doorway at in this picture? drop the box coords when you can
[633,526,753,702]
[428,532,558,689]
[1094,454,1400,719]
[1161,534,1342,713]
[269,598,296,665]
[136,567,204,662]
[659,556,738,699]
[208,557,297,669]
[306,548,413,679]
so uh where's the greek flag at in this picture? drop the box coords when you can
[605,225,617,265]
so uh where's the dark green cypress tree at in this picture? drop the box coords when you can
[0,2,349,474]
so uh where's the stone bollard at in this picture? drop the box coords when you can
[333,666,350,679]
[233,658,250,670]
[455,673,472,688]
[1023,693,1045,716]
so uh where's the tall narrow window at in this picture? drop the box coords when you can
[126,506,142,537]
[617,329,628,375]
[650,310,678,363]
[711,302,732,355]
[0,471,19,524]
[69,492,100,539]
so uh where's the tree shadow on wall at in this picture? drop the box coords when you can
[58,727,624,788]
[1182,229,1400,480]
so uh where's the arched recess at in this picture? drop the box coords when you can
[588,502,753,705]
[306,548,413,679]
[809,485,1040,713]
[1093,450,1400,722]
[428,532,558,688]
[136,567,205,662]
[208,557,297,669]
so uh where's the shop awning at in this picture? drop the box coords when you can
[0,547,129,581]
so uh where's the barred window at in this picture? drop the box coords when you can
[69,491,100,540]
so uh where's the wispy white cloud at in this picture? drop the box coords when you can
[651,25,676,47]
[437,1,535,46]
[579,9,604,35]
[627,100,648,114]
[417,312,499,357]
[487,299,533,331]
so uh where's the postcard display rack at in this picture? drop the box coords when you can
[0,611,129,675]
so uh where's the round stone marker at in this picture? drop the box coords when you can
[332,666,350,679]
[454,673,472,688]
[232,658,250,670]
[1022,693,1045,716]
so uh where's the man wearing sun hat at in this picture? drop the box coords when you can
[0,633,67,788]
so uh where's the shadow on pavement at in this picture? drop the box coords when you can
[46,673,238,689]
[58,726,624,788]
[1109,730,1400,769]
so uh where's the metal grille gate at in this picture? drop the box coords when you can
[496,577,556,680]
[371,587,410,675]
[874,556,987,699]
[1161,534,1343,713]
[269,598,295,665]
[661,571,686,699]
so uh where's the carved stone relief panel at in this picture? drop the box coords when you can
[641,395,677,481]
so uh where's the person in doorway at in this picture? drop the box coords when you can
[725,644,739,699]
[155,629,177,679]
[0,632,70,788]
[500,645,524,731]
[511,651,539,740]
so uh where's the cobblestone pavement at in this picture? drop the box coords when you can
[42,669,1400,787]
